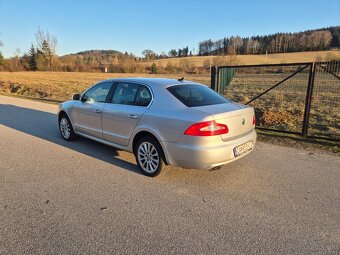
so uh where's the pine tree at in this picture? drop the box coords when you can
[28,44,37,71]
[41,40,52,70]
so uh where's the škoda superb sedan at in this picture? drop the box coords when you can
[58,78,256,176]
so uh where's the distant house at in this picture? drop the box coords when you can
[98,63,110,73]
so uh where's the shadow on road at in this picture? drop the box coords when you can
[0,104,141,175]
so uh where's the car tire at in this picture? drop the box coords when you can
[59,114,77,141]
[134,136,166,177]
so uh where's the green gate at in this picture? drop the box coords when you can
[218,67,234,94]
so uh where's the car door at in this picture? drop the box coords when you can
[102,82,152,146]
[71,81,113,138]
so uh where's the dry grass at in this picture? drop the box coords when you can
[0,72,210,102]
[146,50,340,67]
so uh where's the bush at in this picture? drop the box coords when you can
[151,63,158,74]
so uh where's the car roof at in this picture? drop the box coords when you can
[100,77,199,88]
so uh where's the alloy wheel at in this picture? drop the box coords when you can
[60,117,71,139]
[137,142,160,173]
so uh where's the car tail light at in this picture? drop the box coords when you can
[184,120,229,136]
[253,116,256,125]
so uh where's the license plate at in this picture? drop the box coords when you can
[233,141,253,157]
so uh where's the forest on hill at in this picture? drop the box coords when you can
[197,26,340,56]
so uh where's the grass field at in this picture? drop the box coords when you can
[0,72,210,102]
[145,50,340,67]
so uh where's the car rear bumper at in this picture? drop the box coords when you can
[162,129,256,170]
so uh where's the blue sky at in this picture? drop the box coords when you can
[0,0,339,57]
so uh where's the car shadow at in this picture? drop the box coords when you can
[0,104,141,175]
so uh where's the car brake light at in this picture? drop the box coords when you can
[184,120,229,136]
[253,116,256,125]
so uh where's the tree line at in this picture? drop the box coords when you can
[198,27,339,56]
[0,26,339,73]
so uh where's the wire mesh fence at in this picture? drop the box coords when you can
[212,61,340,140]
[308,62,340,139]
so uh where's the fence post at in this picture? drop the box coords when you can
[210,66,219,92]
[302,63,316,136]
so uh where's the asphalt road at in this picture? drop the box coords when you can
[0,95,339,255]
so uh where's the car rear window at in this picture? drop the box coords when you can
[167,84,229,107]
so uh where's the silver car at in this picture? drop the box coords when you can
[58,78,256,176]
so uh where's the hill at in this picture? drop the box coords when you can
[69,49,123,57]
[197,26,340,56]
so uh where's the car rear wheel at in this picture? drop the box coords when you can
[59,114,77,141]
[135,136,165,177]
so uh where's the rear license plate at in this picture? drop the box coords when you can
[233,141,253,157]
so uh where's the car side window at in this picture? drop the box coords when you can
[112,82,139,105]
[83,82,112,103]
[135,86,152,106]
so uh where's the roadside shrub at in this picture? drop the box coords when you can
[151,63,158,74]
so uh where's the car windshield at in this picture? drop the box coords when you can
[167,84,229,107]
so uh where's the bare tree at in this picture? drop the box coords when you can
[230,36,243,54]
[142,49,155,61]
[35,26,58,54]
[14,48,21,57]
[319,31,332,49]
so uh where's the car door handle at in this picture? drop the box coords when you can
[94,109,102,113]
[128,114,138,119]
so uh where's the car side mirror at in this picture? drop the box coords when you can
[80,95,88,102]
[72,93,81,100]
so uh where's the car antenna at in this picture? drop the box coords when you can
[178,77,184,82]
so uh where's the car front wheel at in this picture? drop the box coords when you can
[135,136,165,177]
[59,114,77,141]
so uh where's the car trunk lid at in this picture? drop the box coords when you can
[193,103,255,141]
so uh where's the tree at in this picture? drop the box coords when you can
[10,48,23,71]
[223,37,229,55]
[230,36,243,54]
[0,52,4,67]
[35,26,57,53]
[142,49,155,60]
[178,48,182,57]
[28,44,37,71]
[198,39,213,55]
[35,49,47,70]
[42,40,52,69]
[35,26,58,70]
[227,45,236,55]
[168,49,177,57]
[184,46,189,57]
[319,31,332,49]
[159,51,168,59]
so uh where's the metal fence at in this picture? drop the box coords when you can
[211,61,340,141]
